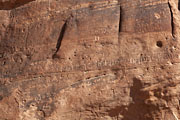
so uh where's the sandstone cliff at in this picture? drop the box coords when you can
[1,0,180,120]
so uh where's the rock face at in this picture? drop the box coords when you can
[1,0,180,119]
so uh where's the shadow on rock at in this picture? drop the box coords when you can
[107,78,159,120]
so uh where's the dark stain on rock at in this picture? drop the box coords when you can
[0,95,3,101]
[0,84,10,98]
[0,0,35,10]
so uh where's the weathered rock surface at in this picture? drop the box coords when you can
[1,0,180,119]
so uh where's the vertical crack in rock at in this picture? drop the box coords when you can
[168,2,175,37]
[119,6,122,33]
[118,5,122,45]
[52,21,67,59]
[56,22,67,53]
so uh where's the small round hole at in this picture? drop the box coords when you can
[156,41,163,48]
[146,67,149,70]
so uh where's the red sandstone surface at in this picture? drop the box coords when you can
[1,0,180,120]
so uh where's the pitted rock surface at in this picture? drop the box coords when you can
[1,0,180,120]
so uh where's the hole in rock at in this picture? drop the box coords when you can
[156,41,163,48]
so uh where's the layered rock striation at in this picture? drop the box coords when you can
[1,0,180,120]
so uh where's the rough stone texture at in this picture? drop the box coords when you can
[1,0,180,120]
